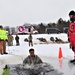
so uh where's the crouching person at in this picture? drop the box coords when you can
[23,48,43,65]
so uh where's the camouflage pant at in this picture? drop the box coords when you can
[29,41,33,46]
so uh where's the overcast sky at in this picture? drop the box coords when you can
[0,0,75,27]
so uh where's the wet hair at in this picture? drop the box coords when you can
[29,48,34,52]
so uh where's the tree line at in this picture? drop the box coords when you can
[33,18,70,34]
[4,18,70,34]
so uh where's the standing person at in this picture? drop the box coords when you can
[68,10,75,63]
[23,48,42,64]
[7,34,13,46]
[0,25,8,55]
[15,34,20,46]
[0,25,3,55]
[28,34,33,46]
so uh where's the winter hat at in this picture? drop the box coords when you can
[69,10,75,16]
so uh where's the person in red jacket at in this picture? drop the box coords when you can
[68,10,75,63]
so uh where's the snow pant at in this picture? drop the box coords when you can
[16,40,20,46]
[0,41,3,54]
[69,32,75,59]
[29,41,33,46]
[69,33,75,52]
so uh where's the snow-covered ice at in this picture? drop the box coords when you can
[0,33,75,75]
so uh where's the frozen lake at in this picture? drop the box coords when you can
[0,34,75,75]
[0,55,75,75]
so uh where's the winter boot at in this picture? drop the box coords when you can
[70,59,75,63]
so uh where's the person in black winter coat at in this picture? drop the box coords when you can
[15,34,20,46]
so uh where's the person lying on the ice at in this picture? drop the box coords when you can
[23,48,43,64]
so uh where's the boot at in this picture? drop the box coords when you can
[70,59,75,63]
[3,52,8,54]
